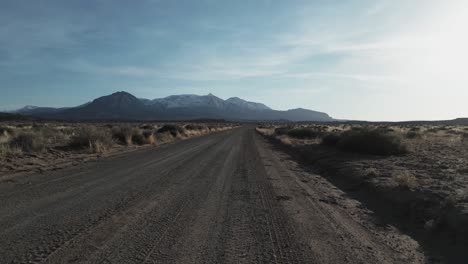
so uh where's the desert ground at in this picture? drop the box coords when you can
[0,123,466,263]
[257,123,468,263]
[0,122,235,177]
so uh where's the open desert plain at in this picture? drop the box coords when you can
[1,118,468,263]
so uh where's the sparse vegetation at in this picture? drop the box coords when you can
[185,124,207,130]
[274,126,292,136]
[336,129,408,156]
[286,127,324,139]
[405,131,421,139]
[1,121,235,174]
[69,126,114,153]
[112,125,138,145]
[131,133,146,145]
[321,133,341,146]
[462,133,468,142]
[157,124,185,137]
[142,130,156,145]
[254,123,468,247]
[392,171,419,189]
[10,132,46,152]
[364,168,380,178]
[0,144,22,156]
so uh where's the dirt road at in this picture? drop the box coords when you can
[0,127,425,263]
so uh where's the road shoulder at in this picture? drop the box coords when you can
[253,132,426,263]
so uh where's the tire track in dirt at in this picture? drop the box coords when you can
[0,127,426,263]
[0,132,228,264]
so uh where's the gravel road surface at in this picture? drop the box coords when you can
[0,127,425,263]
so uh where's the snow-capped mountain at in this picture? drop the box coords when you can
[150,94,225,109]
[15,91,333,121]
[225,97,271,111]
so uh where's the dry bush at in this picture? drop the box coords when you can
[207,125,226,132]
[0,126,16,137]
[365,168,380,178]
[406,131,422,139]
[131,133,147,145]
[392,171,419,189]
[375,126,395,133]
[184,124,208,137]
[140,124,154,130]
[69,126,114,153]
[274,126,292,136]
[185,124,207,130]
[462,133,468,143]
[112,125,139,145]
[9,132,46,152]
[142,130,156,145]
[47,128,69,145]
[0,128,12,144]
[0,144,22,156]
[155,131,176,143]
[278,136,293,145]
[286,127,325,139]
[256,127,274,136]
[157,125,185,137]
[336,129,408,156]
[321,133,342,146]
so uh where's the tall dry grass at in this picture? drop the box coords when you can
[69,126,114,153]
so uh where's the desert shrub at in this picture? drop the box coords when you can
[157,125,185,137]
[365,168,380,178]
[446,129,461,135]
[131,133,146,145]
[350,126,365,131]
[10,132,46,152]
[185,124,207,130]
[41,127,70,145]
[69,126,113,153]
[274,127,292,136]
[376,126,394,133]
[142,130,156,144]
[142,130,152,137]
[321,133,342,146]
[0,126,15,137]
[406,131,421,139]
[287,127,324,139]
[140,124,154,130]
[0,144,22,156]
[31,123,44,131]
[278,136,292,145]
[337,129,408,156]
[392,171,419,189]
[112,125,138,145]
[0,127,14,144]
[462,133,468,142]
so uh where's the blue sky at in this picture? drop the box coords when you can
[1,0,467,121]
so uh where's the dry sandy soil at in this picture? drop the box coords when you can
[0,126,431,263]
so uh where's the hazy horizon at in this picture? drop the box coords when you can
[1,0,467,121]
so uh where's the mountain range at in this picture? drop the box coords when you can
[15,91,333,122]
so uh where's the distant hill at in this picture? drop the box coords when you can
[15,91,334,122]
[0,112,38,121]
